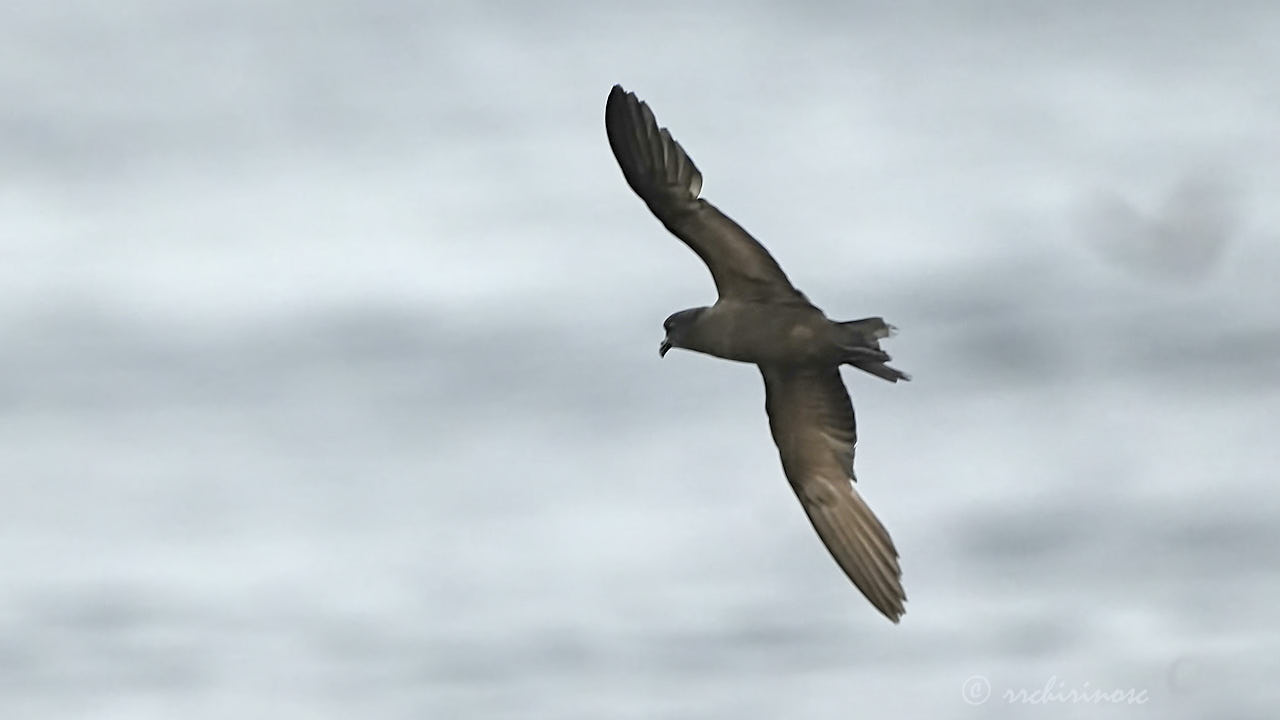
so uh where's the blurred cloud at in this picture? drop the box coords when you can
[1074,171,1245,282]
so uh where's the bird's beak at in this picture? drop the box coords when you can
[659,338,672,358]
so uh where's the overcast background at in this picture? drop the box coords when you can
[3,1,1279,718]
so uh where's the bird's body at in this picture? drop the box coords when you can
[605,85,910,622]
[672,301,830,365]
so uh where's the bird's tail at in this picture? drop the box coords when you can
[836,317,911,383]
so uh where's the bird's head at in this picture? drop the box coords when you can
[659,307,706,358]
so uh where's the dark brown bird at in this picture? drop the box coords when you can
[605,84,910,622]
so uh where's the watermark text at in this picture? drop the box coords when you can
[962,675,1149,706]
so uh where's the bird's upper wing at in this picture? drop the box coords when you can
[605,85,808,305]
[760,365,906,622]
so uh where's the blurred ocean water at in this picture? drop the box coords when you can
[3,1,1279,718]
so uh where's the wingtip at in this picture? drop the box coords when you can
[607,84,636,108]
[604,85,631,121]
[882,599,907,624]
[871,585,907,623]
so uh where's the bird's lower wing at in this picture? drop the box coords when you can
[760,366,906,622]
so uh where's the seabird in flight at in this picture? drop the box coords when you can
[605,85,910,622]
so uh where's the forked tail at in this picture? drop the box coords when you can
[837,317,911,383]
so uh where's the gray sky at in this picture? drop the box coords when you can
[3,1,1279,718]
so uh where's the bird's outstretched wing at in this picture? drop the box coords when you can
[605,85,808,305]
[760,365,906,622]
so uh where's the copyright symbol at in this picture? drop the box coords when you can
[961,675,991,705]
